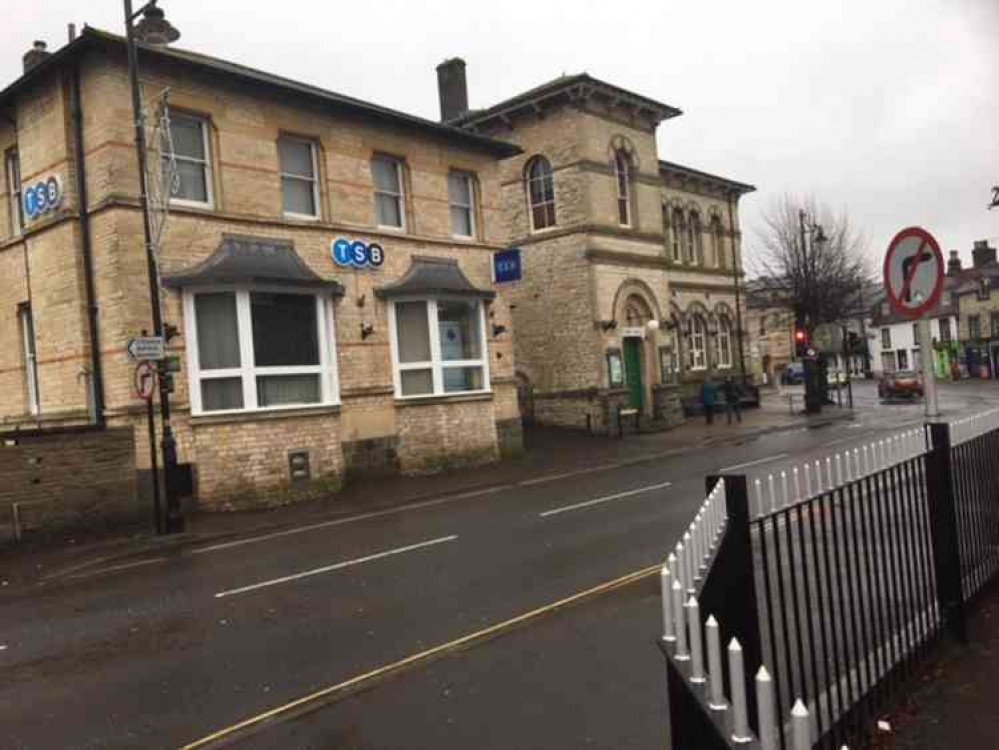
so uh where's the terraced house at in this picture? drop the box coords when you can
[447,62,755,430]
[0,29,523,509]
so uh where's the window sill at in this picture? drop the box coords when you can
[190,403,341,426]
[170,199,214,212]
[394,391,493,408]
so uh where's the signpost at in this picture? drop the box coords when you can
[883,227,945,418]
[126,336,166,362]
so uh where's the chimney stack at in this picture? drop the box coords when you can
[972,240,997,269]
[68,24,77,43]
[436,58,468,123]
[23,40,50,73]
[947,250,962,276]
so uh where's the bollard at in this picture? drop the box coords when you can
[756,666,777,750]
[706,615,726,710]
[728,638,752,743]
[673,579,689,660]
[687,597,706,683]
[660,565,675,641]
[791,700,810,750]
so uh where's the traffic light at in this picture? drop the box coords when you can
[794,328,809,358]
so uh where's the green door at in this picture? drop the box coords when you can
[623,338,643,409]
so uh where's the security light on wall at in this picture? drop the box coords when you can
[646,319,660,332]
[360,321,375,340]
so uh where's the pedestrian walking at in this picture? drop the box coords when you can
[723,376,743,425]
[701,376,718,425]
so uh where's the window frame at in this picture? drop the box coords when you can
[688,315,708,371]
[526,155,556,233]
[372,155,406,231]
[969,315,981,340]
[19,303,39,414]
[447,170,477,239]
[717,316,733,369]
[387,297,491,400]
[166,112,214,210]
[6,147,23,235]
[614,151,631,227]
[881,327,891,349]
[278,135,320,221]
[671,209,684,263]
[711,216,724,268]
[182,286,340,416]
[939,318,951,343]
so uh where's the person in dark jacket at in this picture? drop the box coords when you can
[701,377,718,425]
[723,376,743,424]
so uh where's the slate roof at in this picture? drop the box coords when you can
[162,234,343,294]
[374,256,494,299]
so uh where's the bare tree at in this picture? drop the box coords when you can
[752,194,869,334]
[752,195,869,411]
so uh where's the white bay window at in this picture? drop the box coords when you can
[184,289,338,414]
[389,298,489,398]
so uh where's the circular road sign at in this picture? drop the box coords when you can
[883,226,945,319]
[134,361,156,401]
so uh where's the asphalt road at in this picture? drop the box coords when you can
[1,381,995,750]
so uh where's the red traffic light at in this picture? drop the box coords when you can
[794,329,807,342]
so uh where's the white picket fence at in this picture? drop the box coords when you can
[950,406,999,446]
[662,477,851,750]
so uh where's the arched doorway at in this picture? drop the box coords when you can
[622,295,654,411]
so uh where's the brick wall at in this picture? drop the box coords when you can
[0,426,137,542]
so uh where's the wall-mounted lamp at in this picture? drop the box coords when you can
[646,319,660,332]
[598,319,618,332]
[492,324,507,338]
[360,321,375,340]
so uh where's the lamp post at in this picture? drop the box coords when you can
[124,0,184,534]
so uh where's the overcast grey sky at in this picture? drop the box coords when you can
[4,0,997,270]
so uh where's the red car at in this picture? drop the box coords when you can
[878,370,924,399]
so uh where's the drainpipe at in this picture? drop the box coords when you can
[70,63,106,427]
[727,192,747,381]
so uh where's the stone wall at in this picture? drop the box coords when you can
[0,426,137,542]
[396,395,499,473]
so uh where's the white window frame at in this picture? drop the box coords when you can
[182,286,339,416]
[387,297,491,399]
[372,155,406,231]
[881,328,891,349]
[615,152,631,227]
[671,209,684,263]
[717,317,733,369]
[448,170,476,239]
[688,315,707,371]
[711,217,724,268]
[939,317,951,343]
[278,135,320,221]
[6,148,23,235]
[167,113,214,210]
[897,349,910,371]
[526,156,556,233]
[19,304,39,414]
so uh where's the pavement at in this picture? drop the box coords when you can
[885,586,999,750]
[0,380,996,750]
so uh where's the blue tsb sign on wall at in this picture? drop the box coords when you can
[331,237,385,269]
[22,175,63,220]
[494,248,522,283]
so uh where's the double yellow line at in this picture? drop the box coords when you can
[181,563,661,749]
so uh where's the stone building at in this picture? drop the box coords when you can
[745,281,795,384]
[0,30,523,508]
[953,241,999,378]
[447,64,755,430]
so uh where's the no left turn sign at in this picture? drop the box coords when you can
[134,361,156,401]
[883,226,944,319]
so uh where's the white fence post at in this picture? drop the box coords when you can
[791,700,811,750]
[687,597,706,683]
[728,638,752,743]
[756,666,777,750]
[660,564,675,641]
[673,579,688,660]
[706,615,726,710]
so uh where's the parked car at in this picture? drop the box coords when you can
[781,362,805,385]
[878,370,924,400]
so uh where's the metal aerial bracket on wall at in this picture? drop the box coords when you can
[990,186,999,210]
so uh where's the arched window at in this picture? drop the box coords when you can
[689,211,703,265]
[717,315,733,368]
[526,156,556,231]
[624,295,651,327]
[615,151,631,226]
[687,314,707,371]
[711,215,724,268]
[671,208,684,262]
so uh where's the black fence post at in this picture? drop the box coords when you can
[927,422,967,642]
[700,473,763,733]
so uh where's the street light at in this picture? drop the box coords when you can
[124,0,184,534]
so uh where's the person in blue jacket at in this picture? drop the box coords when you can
[701,376,718,425]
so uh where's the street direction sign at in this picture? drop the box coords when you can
[134,361,156,401]
[883,226,945,319]
[126,336,165,361]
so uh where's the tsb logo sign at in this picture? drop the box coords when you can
[331,237,385,269]
[23,175,63,220]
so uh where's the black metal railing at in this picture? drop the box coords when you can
[660,417,999,750]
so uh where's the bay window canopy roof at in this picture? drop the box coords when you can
[375,256,495,300]
[162,234,343,295]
